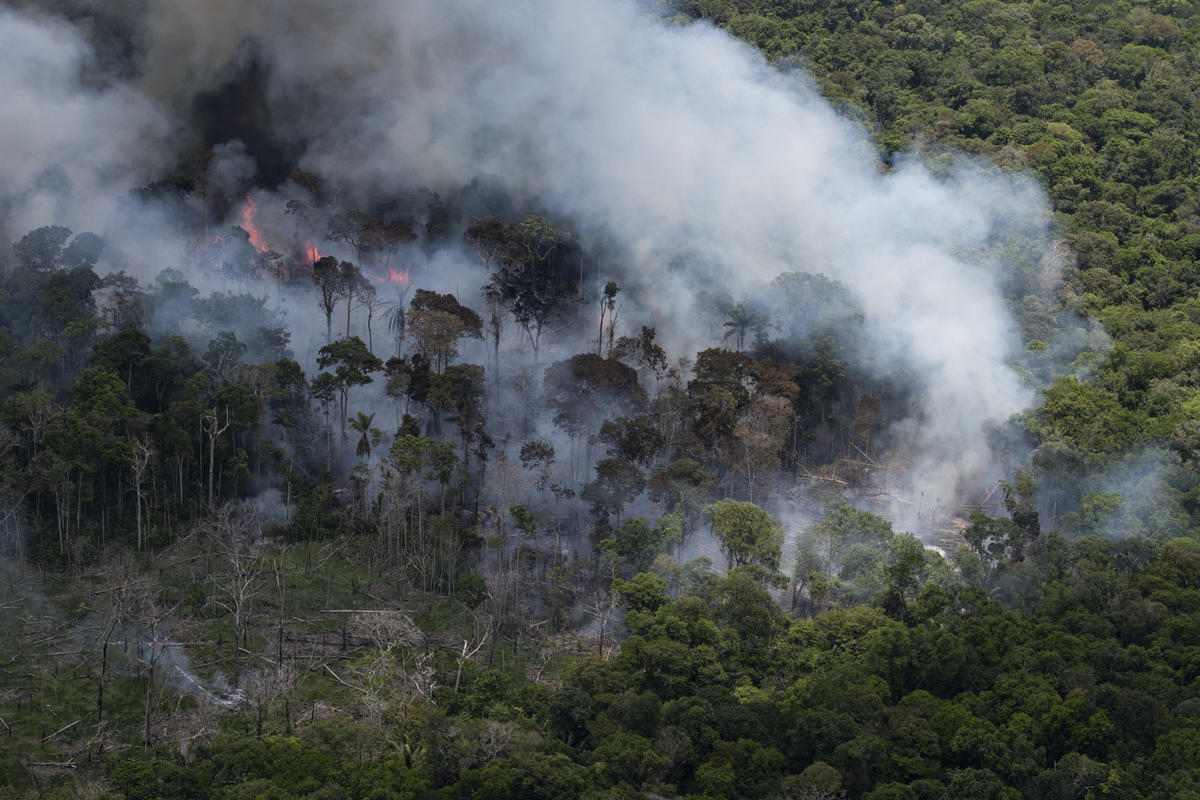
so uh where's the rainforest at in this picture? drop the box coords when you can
[3,1,1200,799]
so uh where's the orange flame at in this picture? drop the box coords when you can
[304,241,321,263]
[240,196,269,253]
[387,267,409,285]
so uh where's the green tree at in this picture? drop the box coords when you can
[428,363,486,465]
[706,499,783,575]
[583,457,646,526]
[348,411,382,460]
[316,337,383,440]
[604,513,682,573]
[408,290,483,373]
[722,302,766,353]
[808,503,893,576]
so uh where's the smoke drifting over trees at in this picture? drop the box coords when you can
[2,0,1055,521]
[14,0,1200,796]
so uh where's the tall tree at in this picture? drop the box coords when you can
[613,326,669,388]
[598,281,619,356]
[428,363,485,449]
[202,407,231,510]
[312,256,342,343]
[722,303,765,353]
[316,337,383,440]
[357,282,386,353]
[467,215,580,363]
[583,457,646,527]
[408,290,483,373]
[327,210,415,269]
[386,289,410,358]
[482,284,506,383]
[339,261,367,338]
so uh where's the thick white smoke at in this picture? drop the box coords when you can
[2,0,1054,531]
[0,7,172,235]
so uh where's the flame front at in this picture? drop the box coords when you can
[304,241,321,263]
[239,196,269,252]
[387,267,409,285]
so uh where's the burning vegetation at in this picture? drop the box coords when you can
[2,1,1200,799]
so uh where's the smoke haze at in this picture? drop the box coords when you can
[1,0,1058,531]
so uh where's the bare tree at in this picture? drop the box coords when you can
[482,284,506,384]
[582,553,619,656]
[358,283,388,353]
[130,438,153,551]
[94,559,141,736]
[206,505,264,653]
[134,597,179,749]
[0,428,28,558]
[242,662,297,738]
[353,609,423,658]
[202,408,231,510]
[386,284,412,358]
[454,613,490,692]
[321,609,428,723]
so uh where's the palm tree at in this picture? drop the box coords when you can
[348,412,380,460]
[722,303,760,352]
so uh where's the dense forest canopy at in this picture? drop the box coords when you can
[3,0,1200,798]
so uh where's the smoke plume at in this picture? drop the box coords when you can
[1,0,1057,531]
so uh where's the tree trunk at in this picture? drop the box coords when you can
[143,660,154,749]
[97,638,110,726]
[598,301,606,355]
[208,435,216,509]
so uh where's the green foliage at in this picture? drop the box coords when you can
[614,571,669,614]
[1035,377,1143,461]
[14,2,1200,798]
[509,504,538,536]
[316,337,383,392]
[348,411,382,459]
[684,0,1200,529]
[544,353,646,436]
[583,457,647,523]
[598,414,665,467]
[109,734,431,800]
[8,530,1200,800]
[707,499,783,574]
[390,434,458,489]
[808,502,894,573]
[603,513,682,573]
